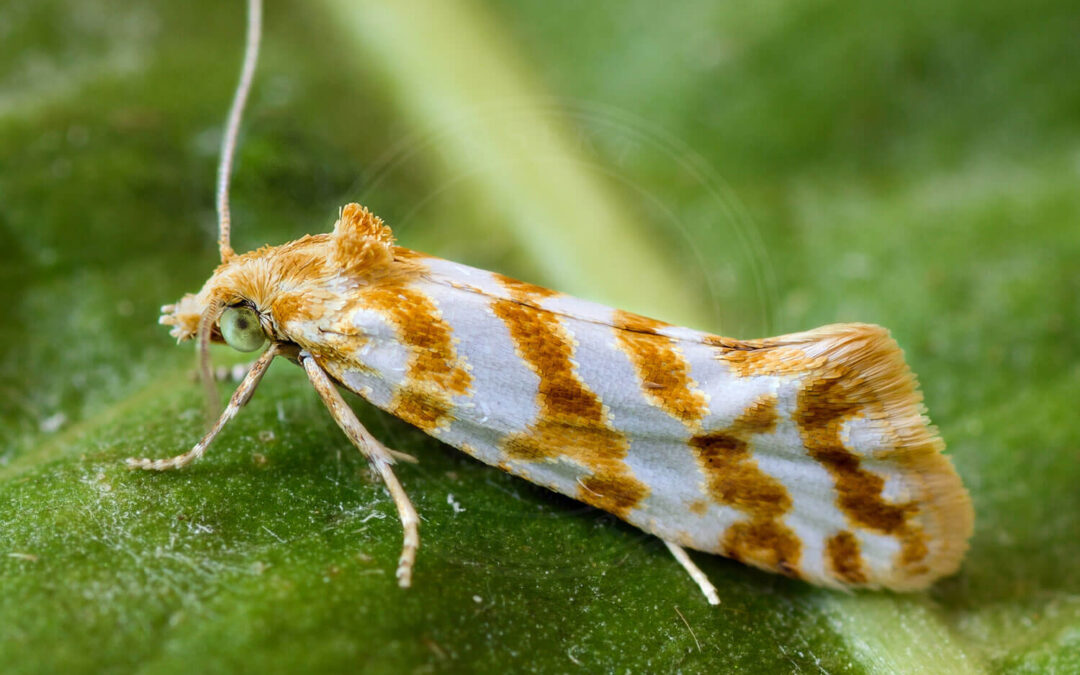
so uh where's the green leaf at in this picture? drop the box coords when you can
[3,0,1079,672]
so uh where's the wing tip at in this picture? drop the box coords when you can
[763,323,973,591]
[807,323,974,590]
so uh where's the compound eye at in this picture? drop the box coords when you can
[220,305,266,352]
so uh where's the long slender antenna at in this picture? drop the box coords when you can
[216,0,263,262]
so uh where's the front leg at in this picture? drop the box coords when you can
[299,351,420,589]
[126,343,279,471]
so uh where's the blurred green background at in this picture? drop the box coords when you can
[2,0,1078,672]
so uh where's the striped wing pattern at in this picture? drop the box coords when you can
[295,253,971,590]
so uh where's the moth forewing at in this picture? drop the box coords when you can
[305,222,971,591]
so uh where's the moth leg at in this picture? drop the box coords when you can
[300,351,420,589]
[126,344,279,471]
[664,540,721,606]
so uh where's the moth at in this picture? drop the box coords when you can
[128,0,973,603]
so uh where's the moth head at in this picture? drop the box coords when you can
[160,203,399,344]
[160,290,270,359]
[158,256,276,347]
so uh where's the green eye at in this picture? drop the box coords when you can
[220,306,266,352]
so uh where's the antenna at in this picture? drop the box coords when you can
[216,0,263,262]
[200,0,262,422]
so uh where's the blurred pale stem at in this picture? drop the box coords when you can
[320,0,708,328]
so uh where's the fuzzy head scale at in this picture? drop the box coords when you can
[160,203,403,343]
